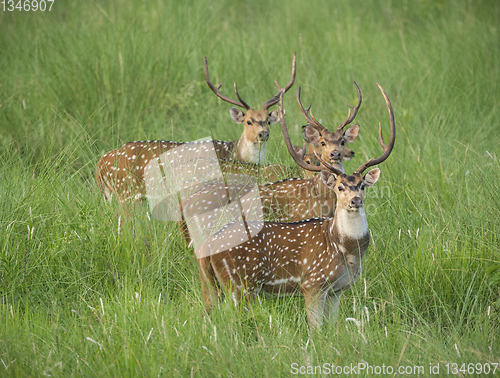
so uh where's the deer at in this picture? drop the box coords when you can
[196,83,395,327]
[95,53,297,204]
[299,83,362,173]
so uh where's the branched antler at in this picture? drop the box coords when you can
[204,57,250,109]
[337,81,362,131]
[355,83,395,174]
[262,52,296,110]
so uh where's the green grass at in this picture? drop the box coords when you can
[1,0,500,376]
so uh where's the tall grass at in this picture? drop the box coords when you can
[1,0,499,376]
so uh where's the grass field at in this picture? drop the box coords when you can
[1,0,499,376]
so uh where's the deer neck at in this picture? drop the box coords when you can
[330,160,345,173]
[312,175,331,197]
[307,176,336,217]
[234,136,267,164]
[329,207,369,246]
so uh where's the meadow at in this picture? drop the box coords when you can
[1,0,499,376]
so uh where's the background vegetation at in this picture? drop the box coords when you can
[1,0,499,376]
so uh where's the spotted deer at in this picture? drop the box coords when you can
[95,54,297,204]
[300,83,362,172]
[196,83,395,327]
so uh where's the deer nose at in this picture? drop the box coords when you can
[350,197,363,208]
[258,130,269,141]
[330,150,341,160]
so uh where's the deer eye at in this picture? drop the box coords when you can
[341,140,345,146]
[338,185,345,192]
[246,121,252,125]
[321,141,326,146]
[305,159,311,164]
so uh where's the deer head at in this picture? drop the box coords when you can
[297,83,362,171]
[291,143,321,178]
[203,54,296,152]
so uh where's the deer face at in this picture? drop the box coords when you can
[321,168,380,211]
[292,144,321,178]
[303,124,359,165]
[343,146,355,161]
[230,108,280,144]
[204,53,295,147]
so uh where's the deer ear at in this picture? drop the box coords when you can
[363,168,380,187]
[344,124,359,143]
[302,125,321,144]
[268,109,280,124]
[230,107,245,124]
[320,170,337,188]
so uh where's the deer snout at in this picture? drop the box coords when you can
[330,150,341,160]
[350,196,363,209]
[258,130,269,142]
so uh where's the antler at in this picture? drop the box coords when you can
[262,52,297,110]
[337,81,362,131]
[297,87,325,132]
[355,83,395,174]
[203,57,250,110]
[278,91,343,175]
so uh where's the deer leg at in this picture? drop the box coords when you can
[324,291,342,322]
[302,288,328,327]
[210,261,257,310]
[177,218,192,247]
[198,258,221,311]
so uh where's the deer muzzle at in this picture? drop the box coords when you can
[258,130,270,142]
[350,196,363,209]
[330,150,341,161]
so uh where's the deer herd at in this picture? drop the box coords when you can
[96,53,396,327]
